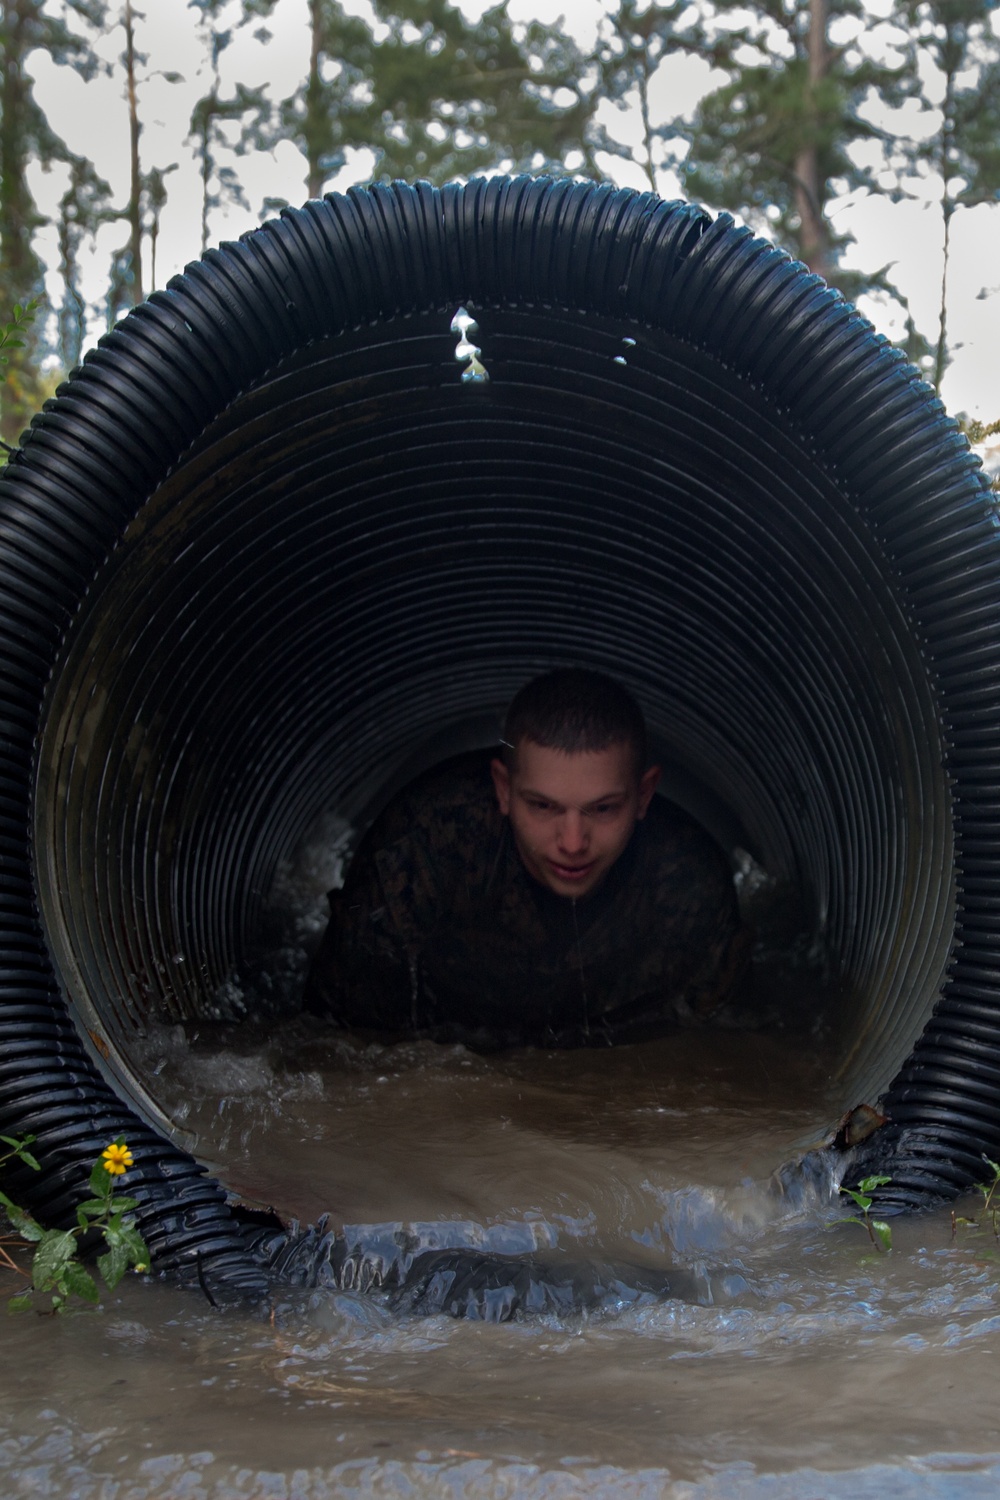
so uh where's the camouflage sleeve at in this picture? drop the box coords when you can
[672,884,750,1021]
[656,819,747,1021]
[300,782,459,1031]
[593,810,748,1042]
[301,887,417,1032]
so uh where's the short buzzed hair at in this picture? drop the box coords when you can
[502,668,649,773]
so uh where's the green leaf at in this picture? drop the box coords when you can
[7,1293,32,1313]
[857,1175,892,1193]
[97,1239,130,1291]
[0,1194,44,1243]
[31,1230,78,1293]
[109,1195,139,1214]
[871,1219,892,1253]
[840,1189,872,1212]
[76,1197,109,1220]
[0,1134,40,1171]
[100,1219,149,1278]
[119,1224,149,1265]
[89,1158,113,1196]
[63,1260,99,1304]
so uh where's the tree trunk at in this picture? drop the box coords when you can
[792,0,832,281]
[199,114,211,254]
[932,19,959,394]
[0,2,33,290]
[0,0,44,445]
[57,185,86,370]
[638,61,656,193]
[305,0,323,199]
[124,0,143,304]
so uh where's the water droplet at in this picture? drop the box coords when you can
[462,356,489,384]
[451,305,489,382]
[450,306,478,338]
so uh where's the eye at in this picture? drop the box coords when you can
[525,797,556,813]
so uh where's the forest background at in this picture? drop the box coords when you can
[2,0,999,448]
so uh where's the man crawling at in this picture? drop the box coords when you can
[303,668,747,1047]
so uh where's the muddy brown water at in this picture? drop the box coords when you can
[4,1022,1000,1499]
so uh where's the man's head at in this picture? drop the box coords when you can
[491,669,660,899]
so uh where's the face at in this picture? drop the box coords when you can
[491,740,660,899]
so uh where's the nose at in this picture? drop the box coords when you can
[558,809,589,856]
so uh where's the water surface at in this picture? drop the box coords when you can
[4,1024,1000,1498]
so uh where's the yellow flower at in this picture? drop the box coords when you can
[134,1263,148,1275]
[101,1141,133,1176]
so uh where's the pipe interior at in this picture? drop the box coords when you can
[34,302,955,1140]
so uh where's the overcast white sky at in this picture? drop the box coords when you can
[24,0,1000,419]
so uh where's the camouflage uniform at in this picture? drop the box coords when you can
[303,754,745,1048]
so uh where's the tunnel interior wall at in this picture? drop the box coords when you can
[36,300,954,1127]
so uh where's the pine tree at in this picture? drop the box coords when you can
[258,0,381,200]
[144,162,178,293]
[0,0,107,444]
[891,0,1000,390]
[106,1,182,305]
[56,157,115,372]
[252,0,595,201]
[188,0,269,249]
[593,0,729,194]
[365,0,596,184]
[682,0,910,293]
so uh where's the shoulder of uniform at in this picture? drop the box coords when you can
[408,752,496,813]
[641,795,730,873]
[371,751,500,847]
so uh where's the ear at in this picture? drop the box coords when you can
[490,756,512,816]
[636,763,661,819]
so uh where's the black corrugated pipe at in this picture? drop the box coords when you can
[0,176,997,1292]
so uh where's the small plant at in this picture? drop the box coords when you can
[0,300,40,372]
[0,1134,41,1277]
[975,1157,1000,1235]
[960,416,1000,446]
[0,299,42,459]
[951,1156,1000,1242]
[838,1173,893,1252]
[0,1134,149,1312]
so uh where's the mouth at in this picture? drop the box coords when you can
[548,860,597,882]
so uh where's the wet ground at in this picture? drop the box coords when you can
[4,1024,1000,1498]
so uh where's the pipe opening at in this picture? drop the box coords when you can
[34,300,955,1154]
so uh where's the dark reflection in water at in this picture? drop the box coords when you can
[5,1023,1000,1498]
